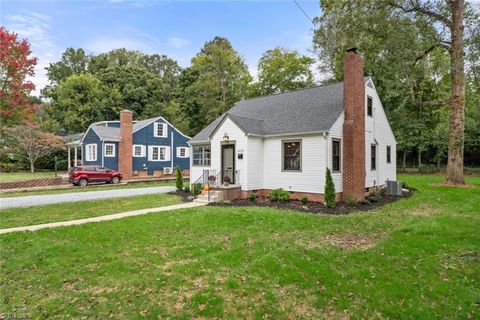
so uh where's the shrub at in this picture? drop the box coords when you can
[359,199,371,205]
[183,186,190,193]
[418,165,439,174]
[367,194,381,203]
[324,168,336,208]
[0,163,20,172]
[300,196,308,205]
[378,187,387,197]
[269,188,290,202]
[175,166,183,191]
[192,183,203,195]
[248,193,257,201]
[345,197,357,207]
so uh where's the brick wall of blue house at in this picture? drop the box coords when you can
[132,119,190,175]
[82,128,102,166]
[103,142,119,170]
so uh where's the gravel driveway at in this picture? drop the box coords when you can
[0,186,176,209]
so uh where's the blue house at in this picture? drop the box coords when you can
[71,110,190,177]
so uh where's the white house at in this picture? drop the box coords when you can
[189,48,396,202]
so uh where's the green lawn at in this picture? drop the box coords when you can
[0,193,181,229]
[1,175,479,319]
[0,171,63,183]
[0,180,180,198]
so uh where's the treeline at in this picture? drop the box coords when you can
[41,38,315,136]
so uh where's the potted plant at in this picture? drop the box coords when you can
[208,175,216,182]
[223,175,231,186]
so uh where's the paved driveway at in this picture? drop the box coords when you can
[0,186,176,209]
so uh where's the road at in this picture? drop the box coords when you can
[0,186,176,209]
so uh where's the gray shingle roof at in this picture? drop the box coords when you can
[190,81,346,142]
[88,116,161,141]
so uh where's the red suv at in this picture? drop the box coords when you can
[69,166,123,186]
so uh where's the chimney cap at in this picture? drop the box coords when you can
[346,47,358,53]
[120,109,133,114]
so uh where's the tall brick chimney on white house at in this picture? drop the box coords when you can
[119,109,133,179]
[342,48,366,200]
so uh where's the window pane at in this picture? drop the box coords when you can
[159,148,165,160]
[386,146,391,163]
[367,96,373,116]
[152,147,159,160]
[157,124,163,136]
[332,140,340,171]
[283,141,301,171]
[371,145,376,170]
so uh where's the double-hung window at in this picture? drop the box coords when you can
[177,147,189,158]
[154,122,167,138]
[86,144,97,161]
[282,140,301,171]
[192,145,211,166]
[104,143,115,157]
[386,146,391,164]
[367,96,373,117]
[133,145,146,157]
[332,139,341,172]
[148,146,170,161]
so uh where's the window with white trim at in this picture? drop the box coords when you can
[148,146,170,161]
[154,122,167,138]
[192,145,211,166]
[177,147,189,158]
[104,143,115,157]
[133,145,146,157]
[85,144,97,161]
[282,140,302,171]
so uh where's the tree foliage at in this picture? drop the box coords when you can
[252,47,315,96]
[0,27,37,127]
[324,168,336,208]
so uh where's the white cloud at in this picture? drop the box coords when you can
[5,12,60,96]
[167,37,190,49]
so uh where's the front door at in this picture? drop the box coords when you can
[221,144,235,184]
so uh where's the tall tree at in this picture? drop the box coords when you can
[252,47,315,96]
[388,0,468,184]
[0,27,37,127]
[189,37,252,124]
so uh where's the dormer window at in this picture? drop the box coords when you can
[154,122,167,138]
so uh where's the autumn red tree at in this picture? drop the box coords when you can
[0,26,37,127]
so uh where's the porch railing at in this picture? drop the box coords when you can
[191,169,237,202]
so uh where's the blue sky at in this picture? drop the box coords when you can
[0,0,321,95]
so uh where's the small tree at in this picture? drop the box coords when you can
[324,167,336,208]
[175,166,183,191]
[6,124,64,173]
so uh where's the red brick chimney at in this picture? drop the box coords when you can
[342,48,365,200]
[119,109,133,179]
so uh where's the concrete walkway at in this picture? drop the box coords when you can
[0,186,176,209]
[0,202,206,235]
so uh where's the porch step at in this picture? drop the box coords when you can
[194,190,225,203]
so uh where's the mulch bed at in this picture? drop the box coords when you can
[210,189,414,215]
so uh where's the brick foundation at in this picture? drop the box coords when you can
[240,189,343,203]
[342,48,366,201]
[0,178,67,190]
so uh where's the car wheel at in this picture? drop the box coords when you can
[79,178,88,187]
[111,176,120,184]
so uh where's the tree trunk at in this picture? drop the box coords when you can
[446,0,465,184]
[402,149,406,170]
[418,148,422,167]
[30,160,35,174]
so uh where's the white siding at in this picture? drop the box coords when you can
[327,112,344,192]
[365,79,397,187]
[262,134,326,193]
[246,136,264,190]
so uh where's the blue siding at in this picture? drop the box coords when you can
[103,142,119,170]
[82,128,102,166]
[132,119,190,174]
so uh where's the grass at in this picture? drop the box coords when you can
[0,171,64,183]
[1,175,479,319]
[0,193,181,229]
[0,180,180,198]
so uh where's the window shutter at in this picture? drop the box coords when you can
[165,146,171,161]
[176,147,180,158]
[185,148,190,157]
[163,123,167,137]
[148,146,153,161]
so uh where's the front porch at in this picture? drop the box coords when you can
[191,169,241,203]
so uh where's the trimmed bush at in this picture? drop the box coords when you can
[183,186,190,193]
[367,194,381,203]
[192,183,203,195]
[175,166,183,191]
[345,197,357,207]
[269,188,290,202]
[324,168,336,208]
[248,193,257,201]
[300,196,308,205]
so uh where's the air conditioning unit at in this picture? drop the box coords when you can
[386,180,403,196]
[163,167,173,175]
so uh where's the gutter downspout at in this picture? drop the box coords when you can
[170,131,174,169]
[101,141,104,167]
